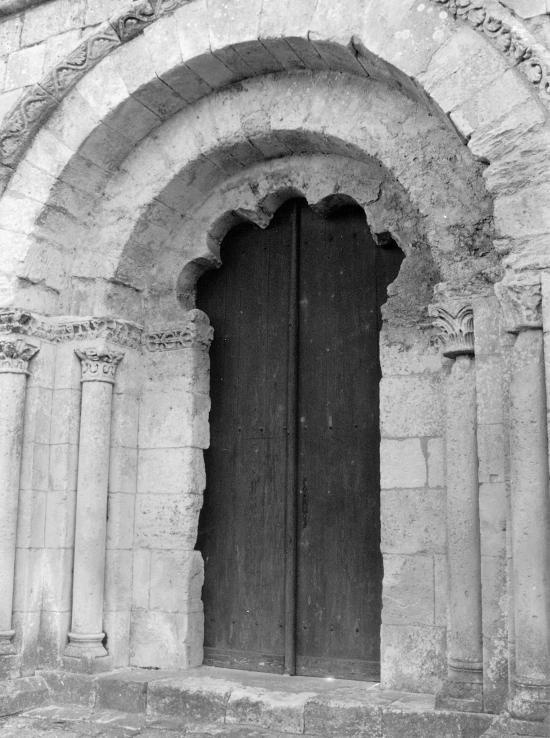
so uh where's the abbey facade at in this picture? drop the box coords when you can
[0,0,550,734]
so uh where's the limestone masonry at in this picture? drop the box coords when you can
[1,0,550,736]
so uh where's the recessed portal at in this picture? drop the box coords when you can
[196,198,403,680]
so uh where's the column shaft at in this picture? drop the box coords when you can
[439,354,483,710]
[0,372,28,648]
[66,347,123,668]
[509,328,550,720]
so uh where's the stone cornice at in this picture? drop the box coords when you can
[75,346,124,383]
[0,336,39,374]
[0,308,212,351]
[494,272,542,332]
[0,0,548,178]
[429,304,475,357]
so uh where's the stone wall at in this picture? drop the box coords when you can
[1,0,550,727]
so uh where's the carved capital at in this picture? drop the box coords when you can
[494,273,542,332]
[75,347,124,384]
[429,305,474,358]
[0,336,39,374]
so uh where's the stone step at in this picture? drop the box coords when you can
[40,666,495,737]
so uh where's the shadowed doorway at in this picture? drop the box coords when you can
[196,198,403,680]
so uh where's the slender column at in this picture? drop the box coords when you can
[0,337,38,655]
[431,305,483,712]
[65,346,123,668]
[496,274,550,722]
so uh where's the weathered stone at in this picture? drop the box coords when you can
[380,439,426,489]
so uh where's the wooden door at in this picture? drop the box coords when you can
[196,198,402,679]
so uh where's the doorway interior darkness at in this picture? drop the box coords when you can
[196,198,403,681]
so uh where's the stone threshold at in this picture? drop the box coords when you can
[0,666,545,737]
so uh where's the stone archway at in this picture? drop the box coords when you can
[0,0,549,726]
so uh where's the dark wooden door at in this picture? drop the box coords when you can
[196,199,402,680]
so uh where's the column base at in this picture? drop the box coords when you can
[63,632,111,674]
[436,661,483,713]
[0,629,16,656]
[508,678,550,722]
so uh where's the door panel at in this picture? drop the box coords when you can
[197,198,393,679]
[196,203,293,672]
[295,204,381,680]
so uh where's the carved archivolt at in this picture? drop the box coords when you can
[0,308,212,352]
[434,0,550,104]
[429,304,475,357]
[0,0,548,176]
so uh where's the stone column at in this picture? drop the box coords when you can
[496,274,550,722]
[0,336,39,660]
[431,305,483,712]
[65,346,123,670]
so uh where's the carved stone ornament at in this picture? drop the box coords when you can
[145,309,214,351]
[494,272,542,332]
[0,336,39,374]
[75,347,124,383]
[429,305,475,358]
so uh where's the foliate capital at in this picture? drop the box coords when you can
[429,305,474,358]
[0,336,39,374]
[75,346,124,384]
[494,273,542,333]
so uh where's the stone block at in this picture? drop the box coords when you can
[0,189,44,233]
[23,386,52,444]
[104,549,133,611]
[380,439,426,489]
[4,43,46,91]
[111,394,139,448]
[478,482,507,556]
[43,28,82,71]
[48,442,78,492]
[16,489,46,549]
[149,550,203,612]
[85,0,125,25]
[138,447,205,495]
[206,0,263,49]
[381,489,445,555]
[382,707,491,738]
[106,492,135,549]
[0,16,22,56]
[381,624,446,693]
[495,184,550,240]
[19,441,49,492]
[130,609,203,669]
[419,27,507,113]
[44,488,76,548]
[131,549,151,609]
[304,694,382,737]
[49,388,80,445]
[13,547,43,612]
[102,609,131,669]
[379,335,441,376]
[477,427,506,486]
[41,547,73,612]
[53,343,82,390]
[227,686,310,733]
[134,493,202,550]
[95,670,147,713]
[138,390,210,449]
[109,446,138,496]
[0,675,49,717]
[21,0,86,46]
[476,357,505,427]
[427,438,444,489]
[382,554,435,626]
[40,670,95,706]
[380,375,442,437]
[434,554,448,627]
[147,673,229,724]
